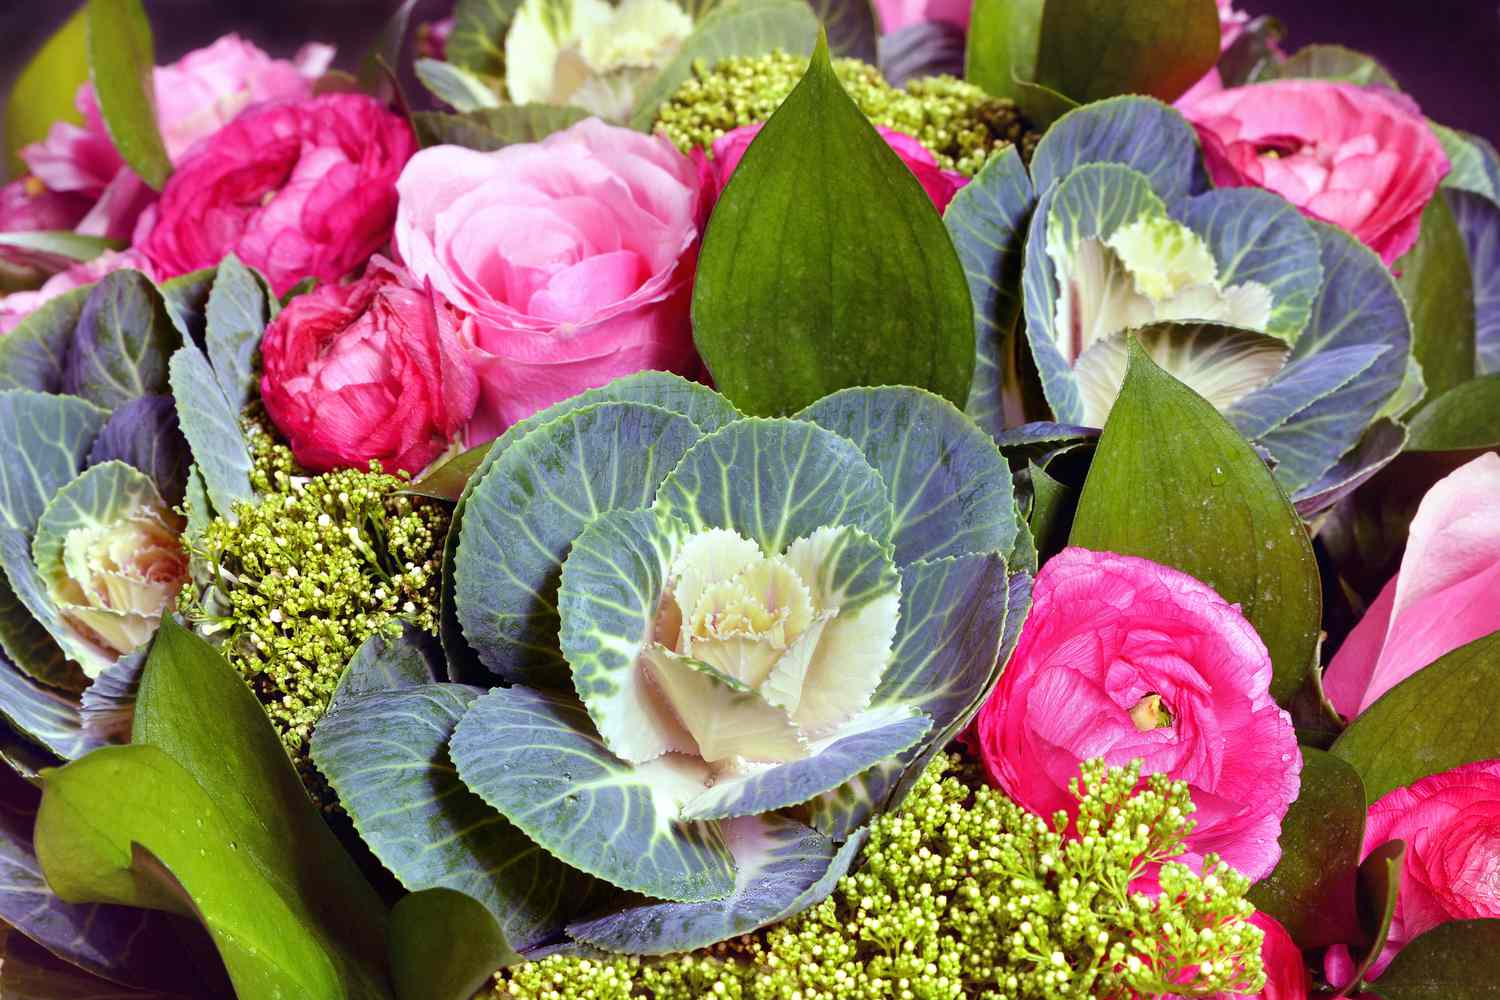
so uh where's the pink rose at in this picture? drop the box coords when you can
[1176,0,1255,105]
[1325,761,1500,984]
[696,123,967,214]
[0,250,156,334]
[21,34,329,242]
[139,94,416,297]
[260,257,478,475]
[1324,452,1500,720]
[870,0,971,32]
[972,547,1300,881]
[394,118,703,440]
[1178,80,1449,265]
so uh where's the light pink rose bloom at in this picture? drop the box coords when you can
[871,0,971,32]
[260,257,479,475]
[695,122,967,214]
[20,34,330,241]
[0,250,156,334]
[1324,452,1500,719]
[972,547,1301,881]
[395,118,704,441]
[1178,80,1449,265]
[1324,760,1500,985]
[138,94,416,297]
[1208,911,1309,999]
[1176,0,1255,105]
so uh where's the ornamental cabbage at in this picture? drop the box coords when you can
[312,371,1031,956]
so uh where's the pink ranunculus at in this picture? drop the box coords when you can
[1178,80,1449,265]
[394,118,703,441]
[1324,452,1500,720]
[138,94,416,297]
[871,0,971,32]
[21,34,329,242]
[260,257,478,475]
[696,122,967,214]
[0,177,91,233]
[1209,911,1309,1000]
[1176,0,1255,105]
[972,547,1301,881]
[1325,760,1500,985]
[0,250,156,334]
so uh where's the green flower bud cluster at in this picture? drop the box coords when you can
[494,756,1265,1000]
[653,51,1035,176]
[178,420,448,779]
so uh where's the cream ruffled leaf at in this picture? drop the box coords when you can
[642,645,807,764]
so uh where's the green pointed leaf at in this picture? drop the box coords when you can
[327,624,441,713]
[204,255,270,414]
[566,815,836,954]
[390,888,520,1000]
[1374,920,1500,999]
[628,0,820,132]
[62,271,178,410]
[412,105,588,151]
[158,268,216,346]
[1031,0,1220,106]
[414,59,501,114]
[0,232,124,271]
[691,36,974,416]
[450,685,736,902]
[359,0,420,99]
[312,684,604,952]
[1026,460,1075,559]
[84,0,171,191]
[1247,747,1364,949]
[455,401,702,686]
[1405,374,1500,452]
[1271,43,1399,89]
[1434,126,1499,203]
[447,0,525,78]
[5,9,88,176]
[37,620,395,999]
[1348,839,1405,991]
[1397,192,1476,403]
[798,387,1019,566]
[1069,340,1322,705]
[964,0,1044,105]
[654,417,894,554]
[1330,629,1500,805]
[405,441,492,501]
[166,346,253,516]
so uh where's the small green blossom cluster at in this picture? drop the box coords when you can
[178,420,448,774]
[653,51,1034,175]
[494,756,1265,999]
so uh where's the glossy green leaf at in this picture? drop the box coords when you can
[166,346,253,516]
[447,0,524,79]
[326,624,441,712]
[204,255,270,415]
[84,0,171,190]
[405,442,491,500]
[158,268,215,345]
[413,59,501,113]
[389,888,519,1000]
[412,105,588,151]
[455,401,702,686]
[1271,44,1399,89]
[359,0,420,100]
[37,620,396,999]
[0,232,124,271]
[1406,374,1500,451]
[1247,748,1364,949]
[1396,192,1476,403]
[1374,920,1500,999]
[1032,0,1220,106]
[964,0,1043,105]
[1026,460,1075,559]
[63,271,178,411]
[628,0,819,131]
[1347,839,1405,993]
[691,36,974,416]
[6,9,88,176]
[450,685,736,902]
[798,387,1019,565]
[1331,629,1500,804]
[312,684,605,952]
[1434,125,1499,202]
[1069,340,1322,705]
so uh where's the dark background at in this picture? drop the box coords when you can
[1,0,1497,151]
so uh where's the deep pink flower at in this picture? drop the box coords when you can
[394,118,703,441]
[870,0,971,31]
[0,177,91,233]
[1178,80,1449,265]
[139,94,416,297]
[260,258,478,474]
[695,122,967,214]
[1324,453,1500,720]
[1325,760,1500,985]
[972,547,1300,881]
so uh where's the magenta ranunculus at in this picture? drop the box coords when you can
[696,122,967,214]
[260,257,478,475]
[972,547,1300,881]
[1205,911,1309,1000]
[870,0,972,32]
[139,94,416,297]
[1324,760,1500,985]
[21,34,330,241]
[1324,452,1500,720]
[1178,80,1449,265]
[394,117,704,441]
[0,176,91,233]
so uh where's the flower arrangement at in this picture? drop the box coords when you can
[0,0,1496,998]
